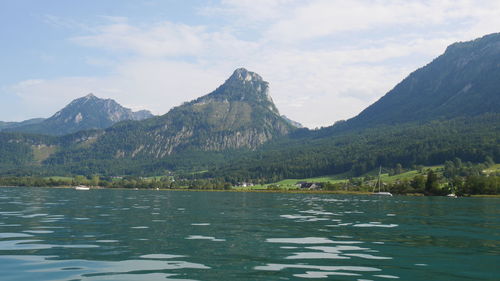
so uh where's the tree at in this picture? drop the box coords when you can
[411,175,425,192]
[443,160,456,178]
[484,156,495,167]
[394,163,403,175]
[425,170,439,195]
[73,175,88,185]
[90,175,100,186]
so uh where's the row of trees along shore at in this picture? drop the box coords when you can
[320,158,499,195]
[0,158,498,195]
[0,176,231,190]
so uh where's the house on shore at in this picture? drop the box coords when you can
[297,182,323,190]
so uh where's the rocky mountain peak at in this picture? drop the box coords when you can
[229,68,264,83]
[198,68,278,114]
[5,94,154,135]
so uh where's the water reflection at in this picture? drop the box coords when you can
[262,235,392,278]
[0,254,206,281]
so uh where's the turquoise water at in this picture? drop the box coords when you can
[0,187,498,280]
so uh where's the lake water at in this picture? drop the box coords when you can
[0,187,498,281]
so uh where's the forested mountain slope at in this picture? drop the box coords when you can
[345,33,500,129]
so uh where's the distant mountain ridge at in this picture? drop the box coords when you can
[346,32,500,128]
[0,118,45,130]
[4,94,154,135]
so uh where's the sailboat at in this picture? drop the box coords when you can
[446,183,457,198]
[372,166,392,196]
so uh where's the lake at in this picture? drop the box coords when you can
[0,187,498,280]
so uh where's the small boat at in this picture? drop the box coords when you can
[374,191,393,196]
[372,166,392,196]
[75,185,90,190]
[446,183,457,198]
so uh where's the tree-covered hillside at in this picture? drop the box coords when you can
[206,114,500,183]
[346,33,500,129]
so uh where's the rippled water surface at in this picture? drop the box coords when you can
[0,187,498,280]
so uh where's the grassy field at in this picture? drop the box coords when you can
[275,172,351,186]
[484,164,500,174]
[44,176,73,181]
[379,165,442,183]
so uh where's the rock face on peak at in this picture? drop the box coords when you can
[5,94,154,136]
[193,68,279,114]
[346,33,500,128]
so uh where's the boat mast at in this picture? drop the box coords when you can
[372,166,382,193]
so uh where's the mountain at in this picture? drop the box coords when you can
[4,94,154,136]
[281,115,303,128]
[98,68,293,154]
[346,33,500,129]
[30,68,295,173]
[206,34,500,181]
[0,118,45,130]
[1,34,500,179]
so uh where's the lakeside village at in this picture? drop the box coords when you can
[1,158,499,196]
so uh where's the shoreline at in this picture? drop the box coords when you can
[0,185,371,194]
[2,185,499,197]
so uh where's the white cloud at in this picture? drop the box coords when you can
[72,21,207,57]
[259,0,500,43]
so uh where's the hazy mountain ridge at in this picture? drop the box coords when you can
[4,94,154,136]
[0,118,45,130]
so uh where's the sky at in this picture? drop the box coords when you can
[1,0,500,128]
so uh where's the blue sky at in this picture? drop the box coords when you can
[1,0,499,128]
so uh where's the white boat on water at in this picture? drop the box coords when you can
[75,185,90,190]
[372,166,393,196]
[446,183,457,198]
[374,191,393,196]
